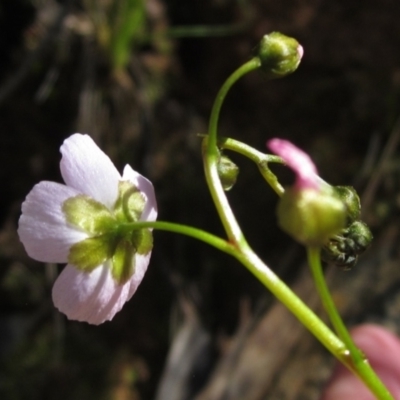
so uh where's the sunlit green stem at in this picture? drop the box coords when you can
[202,56,350,376]
[307,247,394,400]
[307,247,357,350]
[219,136,285,196]
[204,58,260,243]
[202,52,393,399]
[234,246,349,357]
[125,221,392,398]
[120,221,237,257]
[125,222,348,363]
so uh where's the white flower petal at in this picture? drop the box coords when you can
[52,252,151,325]
[122,164,158,222]
[126,252,152,299]
[18,181,88,263]
[60,134,121,209]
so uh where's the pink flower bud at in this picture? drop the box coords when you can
[267,138,346,247]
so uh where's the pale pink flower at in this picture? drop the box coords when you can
[267,138,319,190]
[18,134,157,325]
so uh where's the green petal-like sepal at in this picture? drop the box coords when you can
[68,235,117,271]
[114,181,146,222]
[254,32,303,79]
[63,195,116,234]
[64,182,152,282]
[131,228,153,254]
[277,186,346,246]
[112,239,136,284]
[111,229,153,284]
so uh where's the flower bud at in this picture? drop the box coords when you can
[217,155,239,191]
[321,220,373,270]
[332,186,361,222]
[254,32,303,79]
[346,220,373,254]
[277,186,346,247]
[267,138,346,247]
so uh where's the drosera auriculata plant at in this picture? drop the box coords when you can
[18,32,390,399]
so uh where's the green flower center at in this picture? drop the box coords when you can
[62,181,153,284]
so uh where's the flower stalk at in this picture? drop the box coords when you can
[307,247,393,400]
[201,33,394,400]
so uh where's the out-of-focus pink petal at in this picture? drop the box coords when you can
[297,45,304,60]
[18,181,88,263]
[122,164,158,222]
[52,252,151,324]
[322,325,400,400]
[60,134,121,209]
[267,138,319,190]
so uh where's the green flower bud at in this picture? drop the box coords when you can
[277,186,346,247]
[332,186,361,222]
[321,220,373,270]
[347,220,373,254]
[321,237,359,270]
[254,32,303,79]
[217,155,239,191]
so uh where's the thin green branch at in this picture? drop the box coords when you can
[307,246,394,400]
[203,58,261,244]
[120,220,237,256]
[219,136,285,196]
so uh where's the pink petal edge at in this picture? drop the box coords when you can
[267,138,319,190]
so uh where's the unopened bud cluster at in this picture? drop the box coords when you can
[321,186,373,270]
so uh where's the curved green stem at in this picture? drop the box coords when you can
[204,57,261,243]
[201,52,393,399]
[120,221,237,257]
[219,137,285,196]
[307,246,394,400]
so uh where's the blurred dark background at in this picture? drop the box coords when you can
[1,0,400,399]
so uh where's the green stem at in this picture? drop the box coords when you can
[126,221,348,363]
[202,54,393,399]
[307,246,394,399]
[219,137,285,196]
[204,57,261,243]
[126,221,393,398]
[120,221,237,257]
[307,247,357,351]
[202,56,351,378]
[235,246,349,360]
